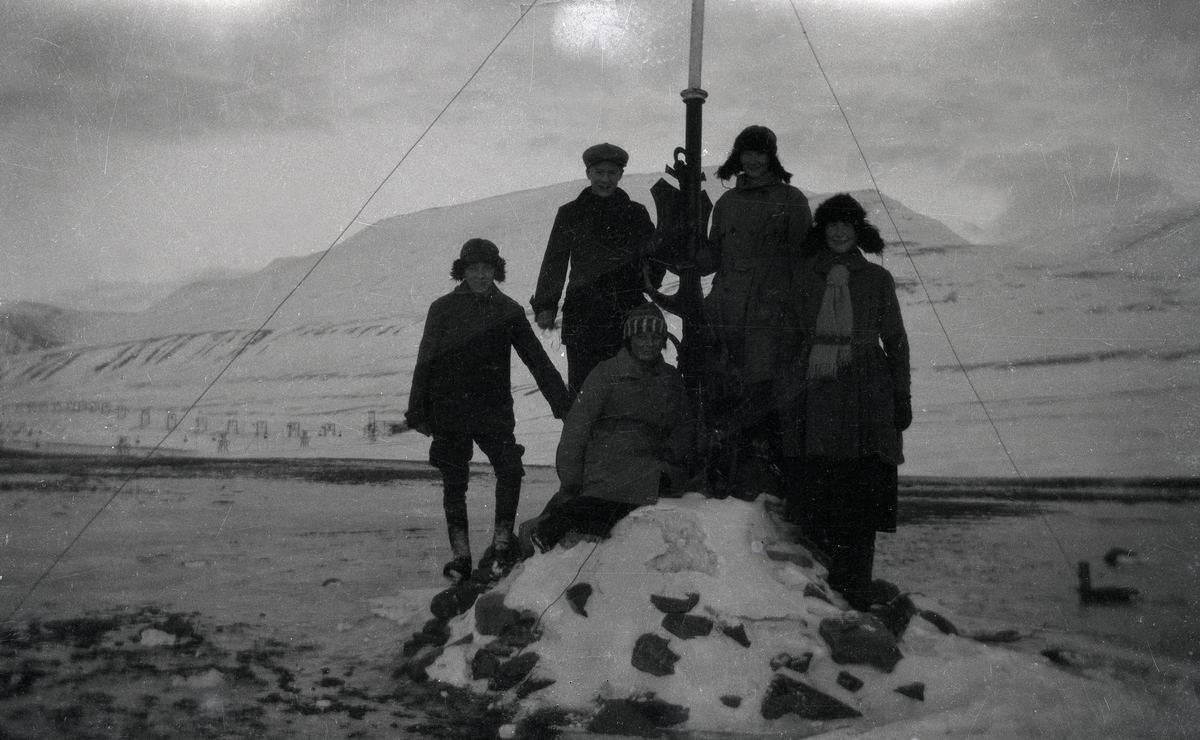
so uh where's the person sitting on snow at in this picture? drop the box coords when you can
[519,302,696,554]
[405,238,573,582]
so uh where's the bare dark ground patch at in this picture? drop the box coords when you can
[1,606,511,740]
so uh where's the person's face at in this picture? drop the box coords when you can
[629,330,666,363]
[739,150,770,180]
[586,162,624,197]
[825,221,857,254]
[464,262,496,294]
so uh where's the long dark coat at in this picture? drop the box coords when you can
[779,248,910,531]
[406,282,572,434]
[780,248,910,462]
[531,187,660,349]
[556,349,696,506]
[699,175,812,386]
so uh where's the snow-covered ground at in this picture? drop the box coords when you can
[2,457,1196,738]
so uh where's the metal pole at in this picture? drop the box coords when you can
[677,0,707,399]
[688,0,705,90]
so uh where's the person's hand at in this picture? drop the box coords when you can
[388,421,409,435]
[894,394,912,432]
[535,309,557,330]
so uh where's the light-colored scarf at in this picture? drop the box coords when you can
[807,264,853,379]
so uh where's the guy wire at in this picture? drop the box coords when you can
[3,1,543,625]
[787,0,1075,572]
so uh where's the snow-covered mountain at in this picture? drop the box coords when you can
[2,173,1198,478]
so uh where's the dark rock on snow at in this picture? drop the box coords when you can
[761,674,863,721]
[565,582,592,617]
[489,652,540,692]
[819,614,903,672]
[836,670,864,692]
[474,592,525,636]
[722,623,752,647]
[515,676,556,699]
[430,580,487,621]
[631,633,681,676]
[918,608,959,635]
[662,612,714,640]
[766,547,814,568]
[803,582,833,604]
[588,696,690,738]
[397,645,443,682]
[650,592,700,614]
[770,651,813,674]
[870,594,917,638]
[894,681,926,701]
[868,579,902,605]
[720,695,742,708]
[471,648,501,680]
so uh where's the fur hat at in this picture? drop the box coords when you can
[808,193,885,256]
[715,125,792,183]
[582,142,629,169]
[451,238,506,281]
[622,302,667,338]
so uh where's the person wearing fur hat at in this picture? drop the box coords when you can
[531,143,663,397]
[696,125,813,495]
[778,193,911,611]
[517,302,696,555]
[405,238,573,582]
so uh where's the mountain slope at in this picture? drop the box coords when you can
[2,178,1198,477]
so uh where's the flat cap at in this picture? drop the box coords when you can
[582,142,629,169]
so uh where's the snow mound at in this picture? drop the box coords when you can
[417,494,1181,738]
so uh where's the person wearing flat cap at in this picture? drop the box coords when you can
[531,143,663,397]
[696,124,812,496]
[405,238,573,583]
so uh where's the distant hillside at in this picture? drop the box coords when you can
[2,176,1198,477]
[76,176,968,344]
[0,301,87,355]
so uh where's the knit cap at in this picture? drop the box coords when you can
[623,302,667,338]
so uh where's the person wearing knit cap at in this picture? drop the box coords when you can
[517,302,696,556]
[531,143,663,397]
[405,238,573,582]
[778,193,911,611]
[696,124,812,497]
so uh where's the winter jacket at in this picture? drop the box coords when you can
[531,187,660,347]
[406,282,572,434]
[779,248,911,463]
[556,348,696,506]
[698,175,812,385]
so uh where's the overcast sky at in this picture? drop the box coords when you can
[2,0,1197,303]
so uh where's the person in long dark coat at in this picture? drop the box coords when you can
[406,238,573,581]
[696,125,812,496]
[779,194,912,611]
[518,302,696,554]
[531,143,662,396]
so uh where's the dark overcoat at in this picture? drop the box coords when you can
[406,282,571,434]
[699,175,812,386]
[531,187,659,348]
[780,248,911,464]
[556,349,696,506]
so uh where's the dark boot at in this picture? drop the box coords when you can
[443,525,472,581]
